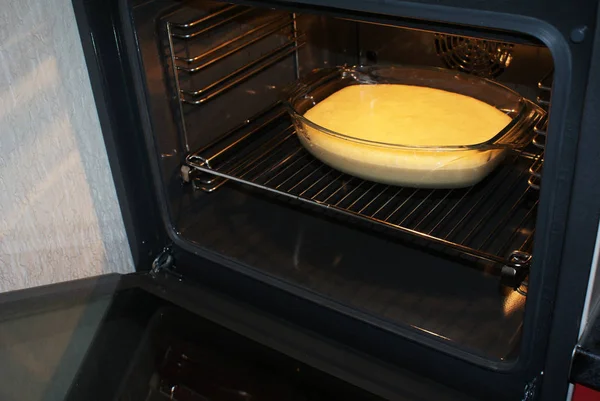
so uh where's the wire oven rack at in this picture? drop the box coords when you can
[186,103,540,280]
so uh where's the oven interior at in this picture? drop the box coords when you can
[131,0,554,362]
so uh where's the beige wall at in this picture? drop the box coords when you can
[0,0,134,292]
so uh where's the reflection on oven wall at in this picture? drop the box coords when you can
[0,0,133,292]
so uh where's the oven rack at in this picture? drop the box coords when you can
[186,104,540,279]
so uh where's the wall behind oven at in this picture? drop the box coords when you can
[0,0,133,291]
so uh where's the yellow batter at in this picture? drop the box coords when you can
[304,84,511,147]
[297,84,512,188]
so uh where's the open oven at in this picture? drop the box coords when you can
[70,0,600,399]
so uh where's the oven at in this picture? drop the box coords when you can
[70,0,600,399]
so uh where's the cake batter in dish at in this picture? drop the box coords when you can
[297,84,513,188]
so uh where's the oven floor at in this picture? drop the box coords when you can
[175,183,525,361]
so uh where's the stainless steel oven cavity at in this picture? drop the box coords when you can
[159,3,552,288]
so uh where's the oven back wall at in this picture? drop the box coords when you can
[0,0,133,291]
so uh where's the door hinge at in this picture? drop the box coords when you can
[523,372,543,401]
[150,247,175,278]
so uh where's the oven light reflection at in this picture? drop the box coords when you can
[519,227,533,236]
[412,327,452,342]
[503,289,526,317]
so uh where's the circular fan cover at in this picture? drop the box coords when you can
[434,35,513,78]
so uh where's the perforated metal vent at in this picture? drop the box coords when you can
[434,35,513,78]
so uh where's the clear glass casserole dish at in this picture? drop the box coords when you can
[284,65,546,188]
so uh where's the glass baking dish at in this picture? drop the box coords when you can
[285,65,546,188]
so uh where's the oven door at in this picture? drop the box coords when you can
[53,272,475,401]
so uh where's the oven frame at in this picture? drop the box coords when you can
[72,0,600,399]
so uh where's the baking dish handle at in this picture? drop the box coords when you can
[493,99,546,150]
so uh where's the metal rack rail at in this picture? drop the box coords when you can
[528,69,552,190]
[162,5,300,151]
